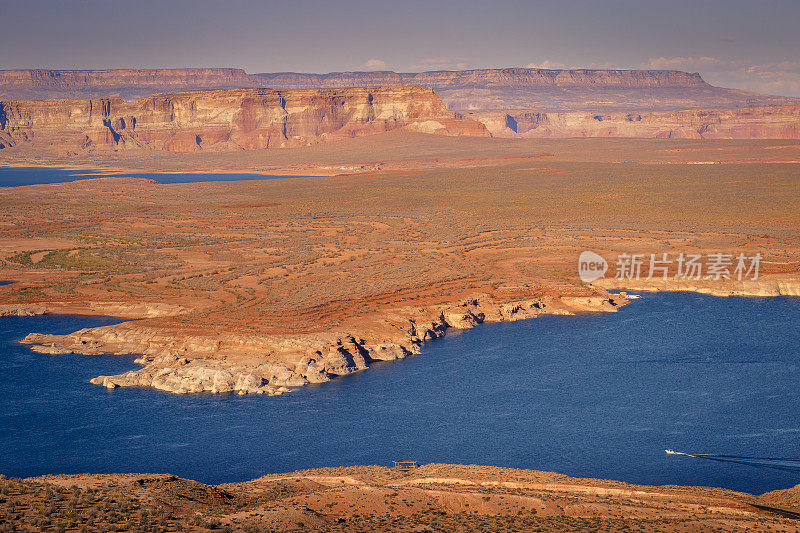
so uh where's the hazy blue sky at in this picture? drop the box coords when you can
[1,0,798,95]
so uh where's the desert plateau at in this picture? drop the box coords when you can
[1,134,798,396]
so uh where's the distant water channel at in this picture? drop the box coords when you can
[0,166,308,186]
[2,293,800,495]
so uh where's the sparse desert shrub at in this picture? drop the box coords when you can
[202,517,222,529]
[241,523,256,533]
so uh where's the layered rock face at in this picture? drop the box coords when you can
[3,67,797,110]
[0,86,488,152]
[0,68,258,100]
[256,68,710,89]
[464,106,800,139]
[260,69,791,111]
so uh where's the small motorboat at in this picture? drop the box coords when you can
[665,449,691,456]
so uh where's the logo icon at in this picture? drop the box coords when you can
[578,251,608,282]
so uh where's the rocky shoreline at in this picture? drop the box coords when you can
[12,272,800,397]
[18,293,624,396]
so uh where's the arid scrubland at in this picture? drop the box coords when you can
[1,135,799,394]
[5,464,800,532]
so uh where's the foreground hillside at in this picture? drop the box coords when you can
[4,464,800,531]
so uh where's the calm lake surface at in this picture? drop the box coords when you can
[2,292,800,494]
[0,166,307,186]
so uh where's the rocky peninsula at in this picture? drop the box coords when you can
[18,294,622,395]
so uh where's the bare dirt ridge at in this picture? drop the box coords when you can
[4,464,800,531]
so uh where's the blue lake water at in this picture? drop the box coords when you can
[2,292,800,495]
[0,166,308,186]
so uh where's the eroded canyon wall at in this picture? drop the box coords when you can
[463,106,800,139]
[0,86,488,152]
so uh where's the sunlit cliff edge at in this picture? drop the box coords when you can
[0,87,488,153]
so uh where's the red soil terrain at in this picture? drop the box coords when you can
[4,464,800,532]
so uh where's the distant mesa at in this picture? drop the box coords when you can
[1,67,800,147]
[463,106,800,139]
[1,67,798,111]
[0,68,257,101]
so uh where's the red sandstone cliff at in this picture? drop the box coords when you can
[0,86,488,152]
[463,106,800,139]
